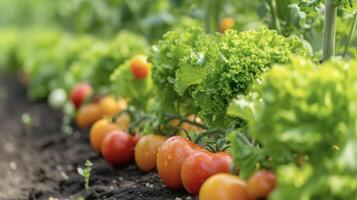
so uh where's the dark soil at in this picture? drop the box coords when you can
[0,74,193,200]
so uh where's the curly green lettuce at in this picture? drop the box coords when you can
[193,28,308,127]
[228,57,357,199]
[151,27,220,115]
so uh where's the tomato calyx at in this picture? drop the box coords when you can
[192,128,231,153]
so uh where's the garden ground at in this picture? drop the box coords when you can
[0,74,192,200]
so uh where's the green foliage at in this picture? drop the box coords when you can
[110,59,154,111]
[152,27,308,127]
[65,31,149,92]
[228,57,357,199]
[77,160,93,192]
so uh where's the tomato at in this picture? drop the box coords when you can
[182,115,204,133]
[99,95,127,117]
[76,103,102,129]
[114,113,130,132]
[247,170,276,200]
[70,83,92,109]
[181,151,233,194]
[156,136,205,190]
[199,173,249,200]
[101,130,135,165]
[135,134,166,172]
[89,118,119,152]
[219,17,235,33]
[130,55,150,80]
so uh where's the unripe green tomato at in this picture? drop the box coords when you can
[48,88,67,109]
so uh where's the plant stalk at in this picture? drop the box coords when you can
[322,0,338,62]
[343,12,357,58]
[204,0,222,34]
[267,0,280,32]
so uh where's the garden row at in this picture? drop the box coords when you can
[0,3,356,200]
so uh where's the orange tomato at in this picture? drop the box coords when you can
[247,170,276,199]
[135,134,166,172]
[76,103,102,129]
[89,118,119,152]
[220,17,235,33]
[199,173,249,200]
[130,55,150,80]
[156,136,205,190]
[99,95,127,117]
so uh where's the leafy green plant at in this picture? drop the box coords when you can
[228,57,357,199]
[151,27,308,128]
[77,160,93,192]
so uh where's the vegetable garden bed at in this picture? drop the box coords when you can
[0,74,190,200]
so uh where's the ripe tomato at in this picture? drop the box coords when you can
[101,130,135,165]
[76,103,102,129]
[135,134,166,172]
[99,95,127,117]
[130,55,150,80]
[219,17,235,33]
[70,83,92,109]
[89,118,119,152]
[156,136,205,190]
[199,173,249,200]
[247,170,276,199]
[181,151,233,194]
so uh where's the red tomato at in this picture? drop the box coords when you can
[156,136,205,190]
[219,17,235,33]
[247,170,276,199]
[181,151,233,194]
[70,83,92,109]
[101,131,135,165]
[199,173,249,200]
[130,55,150,80]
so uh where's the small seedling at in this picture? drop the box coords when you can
[77,160,93,192]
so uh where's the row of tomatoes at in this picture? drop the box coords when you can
[69,55,275,200]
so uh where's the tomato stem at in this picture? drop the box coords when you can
[194,128,228,145]
[343,12,357,58]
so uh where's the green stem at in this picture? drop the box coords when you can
[343,12,357,58]
[194,128,227,144]
[204,0,222,34]
[322,0,338,62]
[267,0,280,32]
